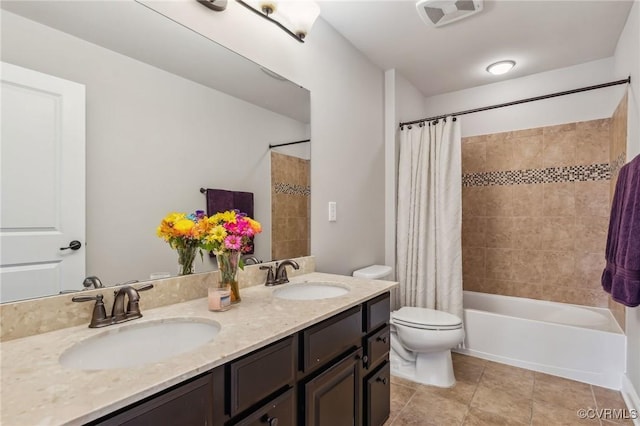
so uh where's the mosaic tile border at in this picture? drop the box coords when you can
[273,182,311,195]
[462,162,611,187]
[610,152,627,175]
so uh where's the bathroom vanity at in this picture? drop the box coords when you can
[0,272,397,425]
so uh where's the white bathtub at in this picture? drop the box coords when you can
[454,291,626,389]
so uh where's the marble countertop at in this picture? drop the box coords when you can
[0,272,397,426]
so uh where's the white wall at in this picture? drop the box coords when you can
[384,69,425,280]
[422,58,627,138]
[141,1,386,276]
[613,0,640,405]
[1,11,308,286]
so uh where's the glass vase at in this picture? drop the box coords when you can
[216,250,241,303]
[177,242,198,276]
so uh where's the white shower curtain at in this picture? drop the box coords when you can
[396,117,463,319]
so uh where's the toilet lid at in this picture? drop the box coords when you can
[392,307,462,330]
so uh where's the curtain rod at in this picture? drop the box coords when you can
[269,139,311,149]
[399,76,631,129]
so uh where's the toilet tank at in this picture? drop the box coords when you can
[352,265,392,280]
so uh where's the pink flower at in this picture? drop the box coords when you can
[224,235,242,250]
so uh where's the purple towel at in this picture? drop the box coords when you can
[204,188,255,254]
[602,154,640,307]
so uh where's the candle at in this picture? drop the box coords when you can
[208,287,231,311]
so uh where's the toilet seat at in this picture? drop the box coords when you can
[392,307,462,331]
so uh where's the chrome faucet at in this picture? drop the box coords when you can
[275,259,300,285]
[72,283,153,328]
[82,276,104,289]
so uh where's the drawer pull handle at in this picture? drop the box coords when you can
[356,354,369,365]
[262,415,278,426]
[376,376,388,385]
[377,335,388,344]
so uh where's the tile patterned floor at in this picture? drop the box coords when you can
[385,353,634,426]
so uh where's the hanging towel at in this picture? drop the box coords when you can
[204,188,254,219]
[204,188,255,254]
[601,154,640,307]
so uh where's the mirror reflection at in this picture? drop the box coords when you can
[0,0,311,303]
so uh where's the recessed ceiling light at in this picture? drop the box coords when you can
[486,60,516,75]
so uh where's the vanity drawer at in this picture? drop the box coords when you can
[364,292,390,333]
[232,388,296,426]
[365,324,390,369]
[230,335,296,417]
[302,306,362,373]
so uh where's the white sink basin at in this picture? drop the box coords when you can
[59,318,220,370]
[273,282,350,300]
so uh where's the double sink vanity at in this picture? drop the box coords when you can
[0,262,397,425]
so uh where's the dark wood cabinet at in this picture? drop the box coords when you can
[91,373,213,426]
[90,291,391,426]
[364,362,391,426]
[302,348,363,426]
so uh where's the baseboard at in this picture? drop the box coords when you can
[621,374,640,426]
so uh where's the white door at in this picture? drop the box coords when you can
[1,62,86,302]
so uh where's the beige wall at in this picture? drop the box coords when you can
[461,119,613,308]
[271,152,311,261]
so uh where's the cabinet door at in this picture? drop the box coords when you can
[303,348,362,426]
[93,373,213,426]
[364,362,390,426]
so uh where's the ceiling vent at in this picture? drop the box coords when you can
[416,0,483,27]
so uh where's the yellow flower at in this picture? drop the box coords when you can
[173,218,195,235]
[210,225,227,242]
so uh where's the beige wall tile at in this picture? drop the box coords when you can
[575,181,611,217]
[541,217,576,251]
[542,251,576,287]
[485,217,514,248]
[462,216,486,248]
[462,138,487,173]
[574,216,608,253]
[543,182,575,217]
[485,249,515,281]
[543,123,576,135]
[512,250,543,284]
[609,298,626,331]
[463,187,488,217]
[463,247,485,278]
[543,129,577,168]
[485,186,513,216]
[485,137,513,172]
[512,217,544,249]
[576,119,610,164]
[506,127,543,139]
[575,251,606,290]
[512,135,543,170]
[513,184,543,217]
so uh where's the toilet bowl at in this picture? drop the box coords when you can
[351,265,465,388]
[390,306,464,388]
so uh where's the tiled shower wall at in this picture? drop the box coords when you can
[271,152,311,261]
[608,93,628,329]
[461,119,613,308]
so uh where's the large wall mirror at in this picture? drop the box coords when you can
[0,0,311,302]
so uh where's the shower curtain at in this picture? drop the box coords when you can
[396,118,463,319]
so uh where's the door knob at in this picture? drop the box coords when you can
[60,240,82,251]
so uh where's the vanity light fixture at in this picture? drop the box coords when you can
[486,60,516,75]
[197,0,228,11]
[236,0,321,43]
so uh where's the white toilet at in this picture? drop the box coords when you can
[352,265,465,388]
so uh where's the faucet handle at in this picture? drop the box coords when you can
[125,283,154,318]
[260,265,276,286]
[72,294,111,328]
